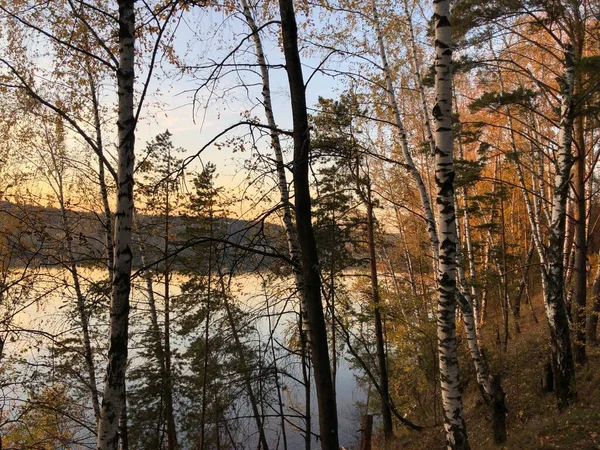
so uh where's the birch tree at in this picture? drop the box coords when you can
[432,0,470,447]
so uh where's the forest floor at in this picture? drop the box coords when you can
[398,292,600,450]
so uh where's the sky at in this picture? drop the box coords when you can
[135,3,343,193]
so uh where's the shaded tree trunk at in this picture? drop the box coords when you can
[586,263,600,344]
[573,114,587,364]
[49,129,101,424]
[364,183,393,439]
[277,1,339,447]
[359,415,373,450]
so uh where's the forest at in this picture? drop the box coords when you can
[0,0,598,449]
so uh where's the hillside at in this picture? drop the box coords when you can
[391,293,600,450]
[0,201,288,272]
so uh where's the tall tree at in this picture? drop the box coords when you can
[277,0,340,447]
[97,1,136,448]
[432,0,470,447]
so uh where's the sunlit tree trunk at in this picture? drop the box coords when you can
[372,0,439,262]
[587,258,600,344]
[402,0,435,157]
[432,0,469,447]
[454,200,491,399]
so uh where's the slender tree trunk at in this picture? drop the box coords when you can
[454,89,481,328]
[499,180,513,341]
[49,136,101,424]
[372,0,439,262]
[586,259,600,344]
[91,76,127,449]
[359,415,374,450]
[517,241,539,323]
[573,114,587,363]
[299,312,312,450]
[455,200,492,399]
[433,2,469,447]
[200,208,213,450]
[217,272,270,450]
[89,73,115,283]
[364,183,393,439]
[277,1,339,447]
[239,0,307,322]
[402,0,435,157]
[241,6,311,441]
[97,3,135,447]
[163,172,177,450]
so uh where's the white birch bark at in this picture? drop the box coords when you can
[372,0,439,262]
[402,0,435,157]
[239,0,310,335]
[455,200,491,398]
[97,1,136,448]
[544,44,577,410]
[432,1,469,447]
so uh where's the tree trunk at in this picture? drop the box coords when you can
[218,273,270,450]
[490,375,507,444]
[586,263,600,344]
[97,1,136,447]
[402,0,435,157]
[49,133,101,424]
[372,0,439,262]
[544,44,577,411]
[359,415,373,450]
[163,173,177,450]
[239,0,308,327]
[573,114,587,364]
[455,202,491,399]
[277,1,339,447]
[432,1,469,447]
[365,185,393,439]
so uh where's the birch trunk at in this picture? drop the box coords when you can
[89,74,115,283]
[454,92,481,326]
[97,1,136,448]
[239,0,308,330]
[91,76,128,449]
[372,0,439,262]
[402,0,435,156]
[241,2,308,443]
[277,1,339,447]
[433,2,469,447]
[544,44,577,410]
[454,200,491,399]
